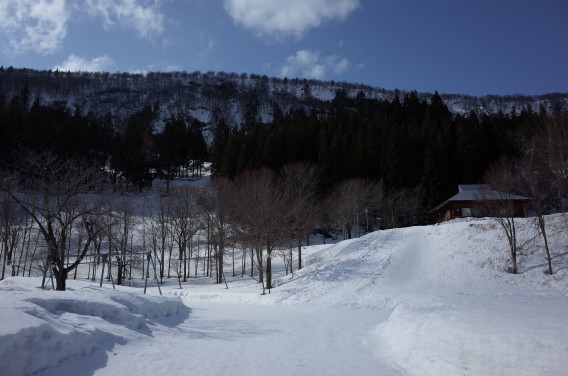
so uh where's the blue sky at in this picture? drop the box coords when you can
[0,0,566,96]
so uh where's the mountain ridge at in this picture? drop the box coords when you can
[1,66,567,129]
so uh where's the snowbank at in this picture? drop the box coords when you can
[375,294,568,376]
[0,278,187,376]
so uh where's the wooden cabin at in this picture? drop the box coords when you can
[430,184,529,223]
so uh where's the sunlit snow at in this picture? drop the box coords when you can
[1,215,567,375]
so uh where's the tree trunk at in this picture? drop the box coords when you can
[538,215,553,275]
[117,260,124,285]
[266,254,272,290]
[297,237,302,270]
[54,268,67,291]
[241,247,246,277]
[183,242,187,282]
[217,247,224,284]
[250,248,254,278]
[1,243,7,280]
[195,238,199,277]
[510,217,518,274]
[256,247,263,284]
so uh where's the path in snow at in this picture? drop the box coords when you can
[35,302,397,376]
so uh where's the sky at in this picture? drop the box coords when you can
[0,0,566,96]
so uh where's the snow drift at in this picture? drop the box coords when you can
[0,279,187,375]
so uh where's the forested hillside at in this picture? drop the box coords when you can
[1,66,567,126]
[0,82,208,192]
[1,66,567,220]
[210,90,567,217]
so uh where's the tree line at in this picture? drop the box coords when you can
[0,147,388,292]
[0,84,208,191]
[211,90,558,220]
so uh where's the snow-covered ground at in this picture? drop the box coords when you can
[1,215,567,375]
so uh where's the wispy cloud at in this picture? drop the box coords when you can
[223,0,360,39]
[85,0,165,39]
[198,40,216,59]
[0,0,70,54]
[280,50,349,80]
[0,0,166,55]
[54,54,115,72]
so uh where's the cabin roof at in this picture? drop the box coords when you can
[430,184,529,213]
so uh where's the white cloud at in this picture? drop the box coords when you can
[147,62,181,72]
[0,0,70,54]
[85,0,164,39]
[280,50,349,80]
[223,0,360,39]
[0,0,165,55]
[198,40,216,59]
[54,54,115,72]
[325,55,349,74]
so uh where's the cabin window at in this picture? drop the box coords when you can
[471,207,482,217]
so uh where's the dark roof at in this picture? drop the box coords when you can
[430,184,529,213]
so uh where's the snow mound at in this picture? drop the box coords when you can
[268,216,568,375]
[375,294,568,376]
[274,216,568,309]
[0,278,188,376]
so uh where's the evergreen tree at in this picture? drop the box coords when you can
[155,115,186,193]
[211,118,230,176]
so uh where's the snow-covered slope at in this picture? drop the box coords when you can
[1,215,567,375]
[274,215,568,306]
[270,216,568,375]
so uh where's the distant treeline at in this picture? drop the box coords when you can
[210,90,561,217]
[2,66,567,127]
[0,84,207,192]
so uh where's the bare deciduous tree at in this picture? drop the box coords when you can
[199,179,234,285]
[233,169,286,293]
[0,150,109,290]
[518,116,568,275]
[328,178,384,239]
[168,185,200,281]
[280,162,322,270]
[0,194,27,280]
[481,157,526,274]
[383,187,421,229]
[109,195,139,285]
[144,194,172,282]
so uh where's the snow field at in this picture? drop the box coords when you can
[0,214,567,375]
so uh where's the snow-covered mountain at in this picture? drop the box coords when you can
[1,67,567,129]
